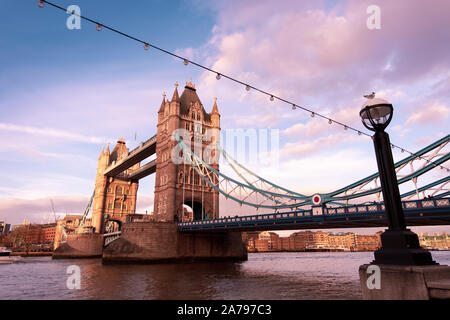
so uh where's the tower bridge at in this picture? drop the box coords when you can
[54,80,450,263]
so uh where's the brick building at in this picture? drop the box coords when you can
[24,223,57,244]
[418,233,450,250]
[354,232,382,251]
[243,230,384,252]
[328,232,356,250]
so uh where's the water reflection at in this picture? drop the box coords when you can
[1,251,449,300]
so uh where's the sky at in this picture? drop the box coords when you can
[0,0,449,235]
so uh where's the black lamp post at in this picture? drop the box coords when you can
[360,97,436,265]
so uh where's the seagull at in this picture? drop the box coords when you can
[364,92,376,99]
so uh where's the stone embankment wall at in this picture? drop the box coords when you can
[103,222,248,263]
[53,233,103,259]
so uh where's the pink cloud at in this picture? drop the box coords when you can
[0,194,155,225]
[405,102,450,126]
[279,133,366,159]
[193,0,450,129]
[282,106,362,138]
[0,122,109,144]
[0,196,90,225]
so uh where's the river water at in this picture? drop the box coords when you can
[1,251,450,300]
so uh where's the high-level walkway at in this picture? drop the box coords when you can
[103,135,157,178]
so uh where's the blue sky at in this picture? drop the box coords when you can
[0,0,449,236]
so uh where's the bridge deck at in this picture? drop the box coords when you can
[126,159,157,180]
[104,135,157,177]
[178,199,450,232]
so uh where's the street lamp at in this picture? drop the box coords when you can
[360,96,436,265]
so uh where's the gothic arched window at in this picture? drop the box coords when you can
[193,172,200,185]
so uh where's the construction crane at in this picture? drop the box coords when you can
[75,190,95,234]
[50,199,68,245]
[50,199,57,222]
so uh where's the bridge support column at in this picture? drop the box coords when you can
[53,233,104,259]
[359,264,450,300]
[102,222,247,263]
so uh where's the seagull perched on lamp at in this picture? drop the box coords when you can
[364,92,376,99]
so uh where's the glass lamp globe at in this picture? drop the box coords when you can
[360,97,393,131]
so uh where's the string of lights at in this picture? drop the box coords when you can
[37,0,449,172]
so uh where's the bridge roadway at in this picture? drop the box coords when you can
[177,198,450,232]
[104,135,157,178]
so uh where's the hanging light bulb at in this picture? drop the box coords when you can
[358,131,362,136]
[216,73,221,80]
[311,112,315,117]
[270,95,274,101]
[96,24,102,31]
[37,0,44,8]
[292,104,296,110]
[401,149,404,153]
[344,125,348,130]
[143,43,150,50]
[328,119,332,124]
[183,59,189,66]
[245,85,250,91]
[391,144,395,149]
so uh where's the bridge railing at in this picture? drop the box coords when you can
[127,135,157,157]
[104,135,157,175]
[126,214,153,223]
[103,231,122,247]
[177,198,450,229]
[324,198,449,215]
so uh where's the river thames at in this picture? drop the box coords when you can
[1,251,450,300]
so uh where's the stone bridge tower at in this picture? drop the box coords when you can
[154,80,220,222]
[91,138,139,233]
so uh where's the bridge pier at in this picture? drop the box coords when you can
[53,233,103,259]
[102,221,248,263]
[359,264,450,300]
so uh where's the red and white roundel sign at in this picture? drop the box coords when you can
[312,194,322,205]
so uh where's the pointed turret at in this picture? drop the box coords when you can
[212,96,219,114]
[98,146,105,160]
[171,82,180,102]
[158,92,166,113]
[98,143,110,171]
[211,96,220,128]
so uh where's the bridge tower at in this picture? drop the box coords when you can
[91,138,139,233]
[153,80,220,222]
